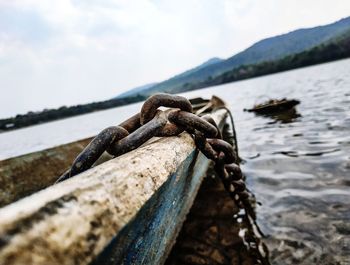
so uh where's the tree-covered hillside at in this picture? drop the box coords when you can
[131,16,350,97]
[172,30,350,93]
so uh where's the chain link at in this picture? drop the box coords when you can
[55,93,253,218]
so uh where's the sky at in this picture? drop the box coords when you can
[0,0,349,118]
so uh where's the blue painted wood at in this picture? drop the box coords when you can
[91,150,212,265]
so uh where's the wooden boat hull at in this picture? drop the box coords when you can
[0,96,225,208]
[0,107,228,265]
[92,151,211,265]
[0,137,93,207]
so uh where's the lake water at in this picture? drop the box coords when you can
[1,59,350,264]
[185,59,350,264]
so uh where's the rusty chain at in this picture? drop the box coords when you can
[56,93,253,217]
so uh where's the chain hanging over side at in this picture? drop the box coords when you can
[55,93,253,218]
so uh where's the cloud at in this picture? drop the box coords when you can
[0,0,349,117]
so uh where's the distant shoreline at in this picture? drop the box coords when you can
[1,38,350,133]
[0,95,144,133]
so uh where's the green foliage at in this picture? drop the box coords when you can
[178,34,350,92]
[0,95,146,132]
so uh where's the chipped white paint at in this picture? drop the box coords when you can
[0,110,226,265]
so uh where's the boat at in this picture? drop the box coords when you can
[0,96,227,208]
[0,95,246,265]
[244,98,300,114]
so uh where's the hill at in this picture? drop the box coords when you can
[116,83,158,98]
[116,57,223,98]
[122,16,350,97]
[1,17,350,132]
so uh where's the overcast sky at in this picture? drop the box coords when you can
[0,0,349,118]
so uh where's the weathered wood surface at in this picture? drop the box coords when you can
[92,151,211,265]
[0,110,226,265]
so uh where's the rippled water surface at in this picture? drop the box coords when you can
[1,59,350,264]
[184,59,350,265]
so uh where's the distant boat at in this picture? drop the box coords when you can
[244,98,300,114]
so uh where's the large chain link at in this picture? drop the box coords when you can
[56,93,253,218]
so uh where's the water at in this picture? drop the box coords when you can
[0,102,144,160]
[1,59,350,264]
[184,59,350,265]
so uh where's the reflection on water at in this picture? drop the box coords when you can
[262,108,301,124]
[0,59,350,264]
